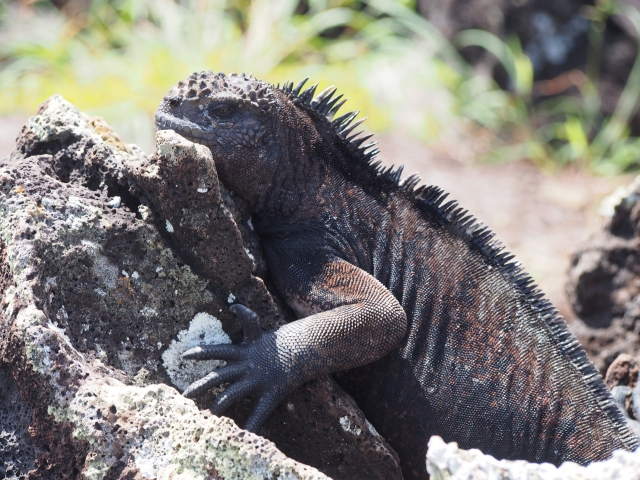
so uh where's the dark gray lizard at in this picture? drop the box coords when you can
[155,71,639,479]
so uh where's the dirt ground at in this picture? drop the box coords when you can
[0,114,632,324]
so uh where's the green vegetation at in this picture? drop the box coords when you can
[455,0,640,174]
[1,0,639,173]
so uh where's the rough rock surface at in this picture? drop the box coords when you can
[425,436,640,479]
[0,95,402,479]
[605,354,640,436]
[606,353,640,390]
[566,175,640,373]
[0,363,40,479]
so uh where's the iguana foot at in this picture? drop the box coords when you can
[182,304,289,432]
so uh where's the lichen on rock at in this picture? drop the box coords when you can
[0,363,40,480]
[162,312,231,391]
[51,380,324,480]
[0,95,403,479]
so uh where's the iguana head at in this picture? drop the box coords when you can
[155,72,280,199]
[156,71,391,209]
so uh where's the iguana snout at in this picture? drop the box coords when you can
[155,71,285,202]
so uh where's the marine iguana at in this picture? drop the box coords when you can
[155,71,639,478]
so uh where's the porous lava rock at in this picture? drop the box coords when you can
[0,95,402,479]
[566,176,640,373]
[606,353,640,390]
[425,435,640,479]
[0,364,40,480]
[605,354,640,436]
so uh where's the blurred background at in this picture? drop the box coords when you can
[1,0,640,324]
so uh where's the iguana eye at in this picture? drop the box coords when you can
[210,103,236,119]
[168,98,181,108]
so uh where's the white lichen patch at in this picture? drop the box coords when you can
[15,306,74,375]
[117,348,137,377]
[94,345,108,360]
[162,312,232,391]
[45,276,57,291]
[139,306,158,317]
[81,239,100,254]
[56,305,68,321]
[40,196,57,208]
[27,95,103,146]
[65,196,102,231]
[155,129,213,169]
[106,196,121,208]
[227,293,236,304]
[4,285,15,318]
[133,367,151,386]
[138,204,152,220]
[8,241,35,278]
[197,187,208,193]
[244,247,256,272]
[93,255,119,289]
[165,220,174,233]
[339,416,362,436]
[365,419,379,437]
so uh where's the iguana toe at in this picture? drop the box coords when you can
[182,364,246,398]
[230,303,263,341]
[244,390,282,432]
[210,380,256,415]
[180,304,291,432]
[183,344,243,360]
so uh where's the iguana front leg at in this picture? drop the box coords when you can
[182,255,408,431]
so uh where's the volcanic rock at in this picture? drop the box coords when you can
[0,95,402,479]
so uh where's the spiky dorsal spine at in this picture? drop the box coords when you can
[279,79,406,187]
[277,77,638,449]
[413,185,639,449]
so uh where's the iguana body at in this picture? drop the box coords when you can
[155,72,639,478]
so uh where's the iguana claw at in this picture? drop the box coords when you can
[182,304,287,432]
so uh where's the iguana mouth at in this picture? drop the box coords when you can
[155,111,215,145]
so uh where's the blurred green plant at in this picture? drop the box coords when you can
[454,0,640,174]
[1,0,473,149]
[1,0,640,173]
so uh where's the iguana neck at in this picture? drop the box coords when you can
[233,135,354,223]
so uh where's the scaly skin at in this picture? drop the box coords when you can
[156,72,639,479]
